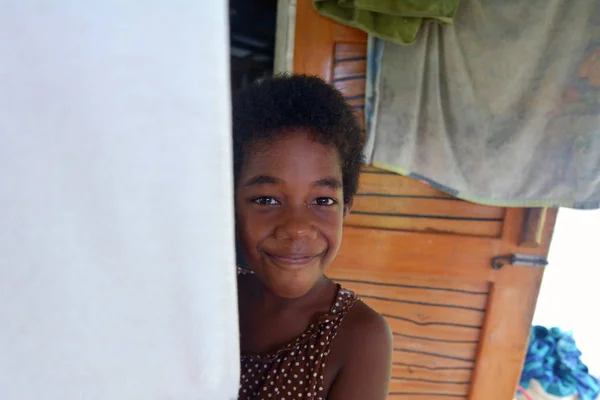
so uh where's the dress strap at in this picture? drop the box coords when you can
[237,265,254,275]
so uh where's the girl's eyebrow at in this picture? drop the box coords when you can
[244,175,282,187]
[244,175,342,189]
[314,177,342,190]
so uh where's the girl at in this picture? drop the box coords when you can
[233,75,393,400]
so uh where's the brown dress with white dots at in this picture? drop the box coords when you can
[238,282,358,400]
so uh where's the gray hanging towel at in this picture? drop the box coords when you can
[365,0,600,209]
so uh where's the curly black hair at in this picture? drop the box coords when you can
[232,74,364,204]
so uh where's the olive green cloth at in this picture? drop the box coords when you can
[313,0,460,45]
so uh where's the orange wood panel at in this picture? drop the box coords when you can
[468,207,557,399]
[293,0,366,80]
[388,378,471,397]
[334,60,366,79]
[349,168,506,236]
[293,2,559,399]
[520,208,548,247]
[364,297,485,329]
[346,213,504,237]
[392,363,473,383]
[360,168,457,198]
[333,77,366,98]
[330,274,489,310]
[330,267,490,294]
[352,197,505,219]
[393,348,475,371]
[394,334,479,361]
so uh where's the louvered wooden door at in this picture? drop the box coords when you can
[293,2,557,399]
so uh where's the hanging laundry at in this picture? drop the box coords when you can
[313,0,460,45]
[516,380,578,400]
[520,326,600,400]
[365,0,600,208]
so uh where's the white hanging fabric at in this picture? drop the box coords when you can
[0,1,239,399]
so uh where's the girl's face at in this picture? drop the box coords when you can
[235,129,349,299]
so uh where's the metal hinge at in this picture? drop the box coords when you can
[492,254,549,270]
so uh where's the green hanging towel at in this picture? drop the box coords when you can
[313,0,461,44]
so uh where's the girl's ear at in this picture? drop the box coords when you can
[343,198,353,218]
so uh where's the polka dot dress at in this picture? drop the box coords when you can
[237,271,357,400]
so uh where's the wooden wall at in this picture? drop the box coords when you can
[293,2,558,399]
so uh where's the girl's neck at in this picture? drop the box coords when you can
[249,275,336,314]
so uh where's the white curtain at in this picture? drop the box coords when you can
[0,1,239,399]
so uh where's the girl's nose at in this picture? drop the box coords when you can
[274,208,318,241]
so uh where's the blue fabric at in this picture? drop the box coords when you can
[520,326,600,400]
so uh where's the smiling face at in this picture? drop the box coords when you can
[235,129,349,299]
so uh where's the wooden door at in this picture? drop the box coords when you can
[293,2,557,399]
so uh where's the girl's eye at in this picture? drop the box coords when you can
[312,197,337,206]
[252,196,280,206]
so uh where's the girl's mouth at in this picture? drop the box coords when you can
[265,252,321,269]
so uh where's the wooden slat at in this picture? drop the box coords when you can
[330,279,489,310]
[390,379,469,398]
[520,208,548,247]
[333,76,366,98]
[388,395,467,400]
[329,268,490,295]
[353,196,505,220]
[331,269,487,346]
[334,43,367,60]
[344,97,365,107]
[385,313,482,343]
[394,333,479,361]
[330,227,503,282]
[365,298,484,332]
[333,43,366,80]
[393,348,475,370]
[359,168,458,198]
[333,61,366,79]
[331,42,367,134]
[389,378,470,397]
[346,213,504,237]
[392,363,473,383]
[354,169,506,236]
